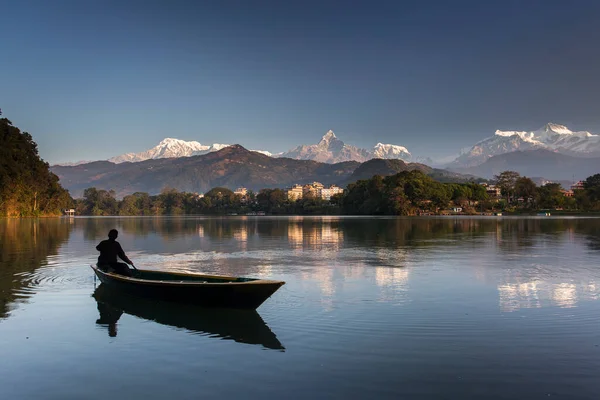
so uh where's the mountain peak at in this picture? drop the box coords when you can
[372,143,411,159]
[159,137,180,143]
[110,137,226,163]
[451,122,600,168]
[280,130,412,163]
[540,123,572,135]
[321,130,337,141]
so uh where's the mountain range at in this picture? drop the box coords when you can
[51,123,600,191]
[103,130,414,165]
[279,130,412,163]
[450,123,600,168]
[108,138,273,163]
[50,145,477,198]
[451,149,600,181]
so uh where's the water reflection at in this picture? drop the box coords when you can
[497,280,599,312]
[3,216,600,322]
[66,215,600,252]
[92,284,285,351]
[0,218,72,319]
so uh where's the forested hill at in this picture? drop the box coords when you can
[0,117,72,216]
[51,145,361,198]
[52,145,482,199]
[339,159,485,187]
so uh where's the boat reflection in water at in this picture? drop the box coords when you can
[92,284,285,351]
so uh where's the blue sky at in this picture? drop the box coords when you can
[2,0,600,164]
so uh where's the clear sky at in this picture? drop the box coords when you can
[2,0,600,164]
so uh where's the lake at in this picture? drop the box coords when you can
[1,216,600,399]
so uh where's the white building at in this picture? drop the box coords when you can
[320,185,344,200]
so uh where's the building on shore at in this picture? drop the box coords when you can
[287,184,304,201]
[571,181,585,191]
[481,183,501,197]
[561,189,574,197]
[234,187,248,196]
[286,182,344,201]
[320,185,344,200]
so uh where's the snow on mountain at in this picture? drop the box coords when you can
[279,130,371,163]
[372,143,411,160]
[53,160,94,166]
[450,123,600,167]
[108,138,240,163]
[109,138,211,163]
[279,130,412,163]
[252,150,274,157]
[106,130,412,165]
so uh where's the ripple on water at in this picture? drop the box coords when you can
[12,255,94,297]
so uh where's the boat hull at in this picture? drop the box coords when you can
[91,266,284,310]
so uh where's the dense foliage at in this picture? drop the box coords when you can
[341,170,488,215]
[74,186,340,216]
[70,170,600,216]
[0,117,72,216]
[492,170,600,211]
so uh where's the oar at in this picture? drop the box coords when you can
[129,263,141,278]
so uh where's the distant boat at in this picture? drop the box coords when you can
[92,284,284,350]
[91,265,285,310]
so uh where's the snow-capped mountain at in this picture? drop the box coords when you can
[279,130,412,163]
[280,130,372,163]
[109,138,270,163]
[252,150,275,157]
[53,160,94,166]
[449,123,600,167]
[106,131,411,165]
[372,143,411,160]
[109,138,214,163]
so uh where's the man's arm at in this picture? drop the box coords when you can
[116,243,133,265]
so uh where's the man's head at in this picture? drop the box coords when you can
[108,229,118,240]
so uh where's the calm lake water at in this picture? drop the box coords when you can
[1,216,600,399]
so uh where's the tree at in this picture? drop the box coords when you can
[514,177,537,204]
[119,194,141,215]
[0,117,72,216]
[536,183,564,209]
[584,174,600,202]
[494,171,520,203]
[468,183,489,202]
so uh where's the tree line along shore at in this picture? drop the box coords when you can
[68,170,600,217]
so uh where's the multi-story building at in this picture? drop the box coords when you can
[303,183,322,198]
[320,185,344,200]
[287,184,304,201]
[561,189,574,198]
[571,181,585,191]
[234,187,248,196]
[287,182,344,201]
[482,183,501,197]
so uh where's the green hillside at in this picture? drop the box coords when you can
[0,116,72,216]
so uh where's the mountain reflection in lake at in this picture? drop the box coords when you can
[2,216,600,399]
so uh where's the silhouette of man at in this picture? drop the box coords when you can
[96,229,134,276]
[96,301,123,337]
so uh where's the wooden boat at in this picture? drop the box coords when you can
[92,284,284,350]
[90,265,285,310]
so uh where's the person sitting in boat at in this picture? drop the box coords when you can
[96,229,134,276]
